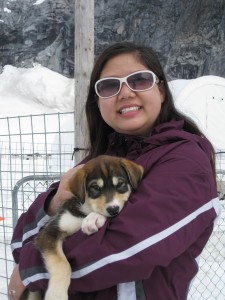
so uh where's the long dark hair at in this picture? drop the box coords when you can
[85,42,215,177]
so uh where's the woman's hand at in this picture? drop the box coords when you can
[8,264,26,300]
[48,164,84,215]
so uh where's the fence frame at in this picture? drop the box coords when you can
[11,174,61,229]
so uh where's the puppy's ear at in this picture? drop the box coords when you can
[67,168,87,203]
[121,159,144,189]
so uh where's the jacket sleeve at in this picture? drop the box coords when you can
[11,182,59,263]
[17,142,220,293]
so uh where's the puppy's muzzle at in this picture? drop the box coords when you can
[107,205,120,216]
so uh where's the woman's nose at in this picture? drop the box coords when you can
[118,82,135,100]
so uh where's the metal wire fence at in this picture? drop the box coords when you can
[0,112,76,299]
[0,113,225,299]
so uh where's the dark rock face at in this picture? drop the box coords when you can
[0,0,224,79]
[0,0,75,77]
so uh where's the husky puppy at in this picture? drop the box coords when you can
[22,155,143,300]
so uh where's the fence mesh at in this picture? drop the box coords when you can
[0,112,76,299]
[0,113,225,299]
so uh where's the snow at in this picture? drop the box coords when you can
[34,0,46,5]
[0,64,225,299]
[0,64,74,116]
[3,7,11,13]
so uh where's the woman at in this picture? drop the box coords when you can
[9,42,220,300]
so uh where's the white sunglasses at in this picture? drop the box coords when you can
[95,70,160,99]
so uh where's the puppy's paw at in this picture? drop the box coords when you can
[81,212,107,235]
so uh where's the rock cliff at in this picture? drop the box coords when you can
[0,0,224,79]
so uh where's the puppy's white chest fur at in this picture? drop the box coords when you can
[59,210,83,236]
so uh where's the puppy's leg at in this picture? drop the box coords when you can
[42,239,71,300]
[81,212,107,235]
[36,211,83,300]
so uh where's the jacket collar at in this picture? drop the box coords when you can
[107,120,185,156]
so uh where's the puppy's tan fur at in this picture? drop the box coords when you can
[22,155,143,300]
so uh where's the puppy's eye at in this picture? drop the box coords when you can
[90,185,101,192]
[88,185,101,198]
[116,181,128,193]
[117,181,125,188]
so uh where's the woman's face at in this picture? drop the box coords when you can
[97,53,165,136]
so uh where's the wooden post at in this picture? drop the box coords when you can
[74,0,94,164]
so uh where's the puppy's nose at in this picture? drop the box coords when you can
[107,205,120,216]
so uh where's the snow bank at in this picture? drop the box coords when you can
[0,64,74,116]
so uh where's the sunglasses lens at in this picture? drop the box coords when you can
[127,72,154,91]
[96,79,120,98]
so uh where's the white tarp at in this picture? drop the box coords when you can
[170,75,225,150]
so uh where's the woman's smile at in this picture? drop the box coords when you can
[119,105,141,115]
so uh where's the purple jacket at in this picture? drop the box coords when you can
[11,120,220,300]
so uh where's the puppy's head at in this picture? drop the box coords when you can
[68,155,143,217]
